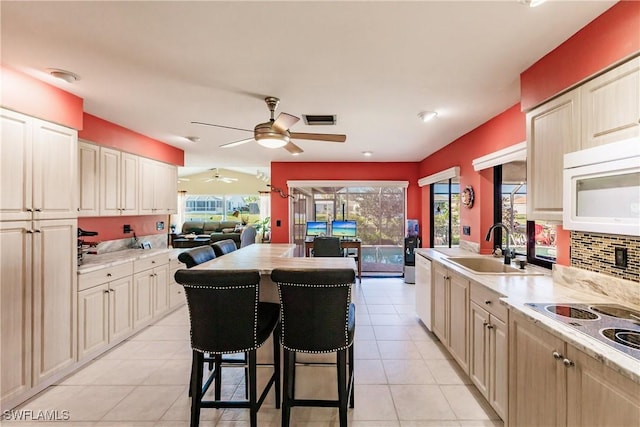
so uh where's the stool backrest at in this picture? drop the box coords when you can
[240,226,257,248]
[177,245,216,268]
[174,269,261,353]
[312,237,343,257]
[271,268,355,353]
[212,239,238,257]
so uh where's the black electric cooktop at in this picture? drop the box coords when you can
[525,303,640,361]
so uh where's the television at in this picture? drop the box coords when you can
[331,220,357,238]
[306,221,328,237]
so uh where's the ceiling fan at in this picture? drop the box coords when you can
[204,168,238,184]
[192,97,346,154]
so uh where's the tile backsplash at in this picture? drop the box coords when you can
[571,231,639,283]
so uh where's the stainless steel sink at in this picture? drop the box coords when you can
[445,256,544,275]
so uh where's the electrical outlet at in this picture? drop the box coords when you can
[276,219,281,227]
[156,221,164,231]
[462,226,471,236]
[123,224,131,234]
[614,247,628,268]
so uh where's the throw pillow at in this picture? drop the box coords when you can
[221,228,235,234]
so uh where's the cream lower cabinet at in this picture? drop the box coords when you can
[431,263,469,373]
[77,262,134,360]
[1,219,77,408]
[169,258,186,308]
[133,254,170,328]
[509,310,640,427]
[469,282,508,421]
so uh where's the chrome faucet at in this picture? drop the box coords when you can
[485,223,512,265]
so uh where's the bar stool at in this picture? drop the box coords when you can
[270,268,356,427]
[177,245,216,268]
[211,239,238,257]
[174,269,281,427]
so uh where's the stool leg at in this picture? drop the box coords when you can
[273,328,281,409]
[337,350,348,427]
[348,343,355,408]
[281,349,293,427]
[214,354,222,401]
[248,350,258,427]
[244,352,249,399]
[190,351,204,427]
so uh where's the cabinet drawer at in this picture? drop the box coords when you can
[470,282,507,321]
[78,261,133,291]
[134,253,169,273]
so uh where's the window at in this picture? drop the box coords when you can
[184,194,262,224]
[430,179,460,248]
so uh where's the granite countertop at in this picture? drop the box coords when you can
[416,248,640,383]
[78,247,184,274]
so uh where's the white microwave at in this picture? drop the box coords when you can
[563,137,640,236]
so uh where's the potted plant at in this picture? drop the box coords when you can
[254,217,270,243]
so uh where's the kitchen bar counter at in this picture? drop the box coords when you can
[416,248,640,383]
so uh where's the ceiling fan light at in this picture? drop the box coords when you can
[256,135,288,149]
[418,111,438,122]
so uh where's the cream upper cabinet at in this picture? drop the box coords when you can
[527,89,581,222]
[581,56,640,148]
[432,263,448,346]
[139,158,177,215]
[78,141,100,217]
[100,147,139,216]
[1,109,78,221]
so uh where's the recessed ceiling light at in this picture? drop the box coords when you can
[362,151,373,157]
[418,111,438,122]
[185,136,200,143]
[520,0,547,7]
[46,68,80,83]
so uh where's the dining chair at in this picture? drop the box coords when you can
[271,268,356,427]
[174,269,281,427]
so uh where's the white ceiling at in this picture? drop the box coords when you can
[1,1,616,176]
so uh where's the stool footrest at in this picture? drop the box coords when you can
[287,399,340,408]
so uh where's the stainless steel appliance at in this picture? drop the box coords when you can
[525,302,640,361]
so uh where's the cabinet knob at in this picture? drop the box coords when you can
[151,260,156,264]
[104,290,110,294]
[107,273,112,277]
[34,208,42,212]
[109,289,115,293]
[563,358,574,367]
[486,324,494,330]
[26,229,34,234]
[33,229,41,233]
[484,300,492,305]
[552,351,563,360]
[26,208,34,212]
[77,208,81,212]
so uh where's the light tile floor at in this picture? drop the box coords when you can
[6,277,503,426]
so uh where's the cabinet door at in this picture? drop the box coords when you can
[581,57,640,148]
[100,147,121,216]
[448,272,469,373]
[414,255,431,327]
[164,163,178,214]
[78,284,109,360]
[78,141,100,217]
[109,276,134,343]
[509,311,566,427]
[566,344,640,427]
[138,158,156,214]
[432,263,448,345]
[152,264,170,316]
[0,109,32,221]
[0,221,32,403]
[32,119,78,219]
[489,314,508,421]
[120,152,139,215]
[31,219,77,385]
[133,271,154,327]
[526,89,581,221]
[469,301,490,398]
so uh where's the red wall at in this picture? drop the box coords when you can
[1,66,83,129]
[521,1,640,111]
[419,104,525,254]
[269,162,421,243]
[80,114,184,166]
[78,215,169,242]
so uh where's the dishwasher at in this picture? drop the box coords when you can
[415,254,432,330]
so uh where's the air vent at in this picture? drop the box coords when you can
[302,114,337,126]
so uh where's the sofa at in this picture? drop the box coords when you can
[179,221,243,247]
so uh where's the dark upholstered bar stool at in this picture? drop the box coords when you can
[271,268,356,427]
[177,245,216,268]
[174,269,281,427]
[211,239,238,257]
[312,236,343,257]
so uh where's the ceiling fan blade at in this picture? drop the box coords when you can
[290,132,346,143]
[283,141,304,154]
[220,137,255,148]
[204,178,214,182]
[272,112,300,132]
[191,121,253,133]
